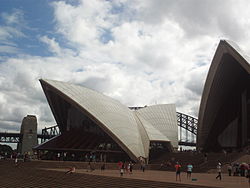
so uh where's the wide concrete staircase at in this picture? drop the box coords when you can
[198,152,245,172]
[149,152,204,172]
[149,152,245,173]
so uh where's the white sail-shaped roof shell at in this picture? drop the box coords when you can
[135,112,170,142]
[136,104,178,148]
[197,40,250,149]
[40,79,178,161]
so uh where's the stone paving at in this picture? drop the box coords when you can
[50,168,250,188]
[1,160,249,188]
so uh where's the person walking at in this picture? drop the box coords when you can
[86,161,94,172]
[101,163,105,171]
[14,157,18,167]
[216,162,222,180]
[246,164,250,187]
[228,163,232,176]
[141,162,146,172]
[120,163,124,177]
[118,161,124,176]
[187,163,193,179]
[118,161,123,170]
[204,153,208,162]
[175,162,181,181]
[129,162,133,174]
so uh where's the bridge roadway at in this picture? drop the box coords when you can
[0,132,55,143]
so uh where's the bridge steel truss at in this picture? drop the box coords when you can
[177,112,197,147]
[0,126,60,144]
[39,125,60,143]
[0,132,22,143]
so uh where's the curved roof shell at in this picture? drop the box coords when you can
[197,40,250,148]
[136,104,178,148]
[40,79,178,160]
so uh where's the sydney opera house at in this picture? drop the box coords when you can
[36,79,178,162]
[35,40,250,162]
[198,40,250,152]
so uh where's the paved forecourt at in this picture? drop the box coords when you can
[0,160,249,188]
[49,168,249,188]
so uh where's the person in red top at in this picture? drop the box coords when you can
[118,161,123,169]
[175,162,181,181]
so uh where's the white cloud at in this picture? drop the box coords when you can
[0,45,19,54]
[135,0,250,41]
[52,0,115,48]
[1,9,25,25]
[40,36,62,55]
[0,9,25,54]
[1,0,250,133]
[0,26,24,40]
[40,36,75,56]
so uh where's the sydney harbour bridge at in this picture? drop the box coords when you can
[0,112,197,147]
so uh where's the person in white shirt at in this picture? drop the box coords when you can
[216,162,222,180]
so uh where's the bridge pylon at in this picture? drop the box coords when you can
[17,115,38,155]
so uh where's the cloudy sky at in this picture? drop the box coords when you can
[1,0,250,133]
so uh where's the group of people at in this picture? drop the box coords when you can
[59,158,250,187]
[46,151,108,162]
[118,161,134,176]
[174,161,240,182]
[12,152,31,167]
[85,153,97,162]
[227,162,250,177]
[174,160,250,183]
[215,161,250,182]
[174,162,193,181]
[66,160,144,177]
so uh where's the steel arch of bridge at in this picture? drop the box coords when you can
[177,112,197,146]
[39,125,60,143]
